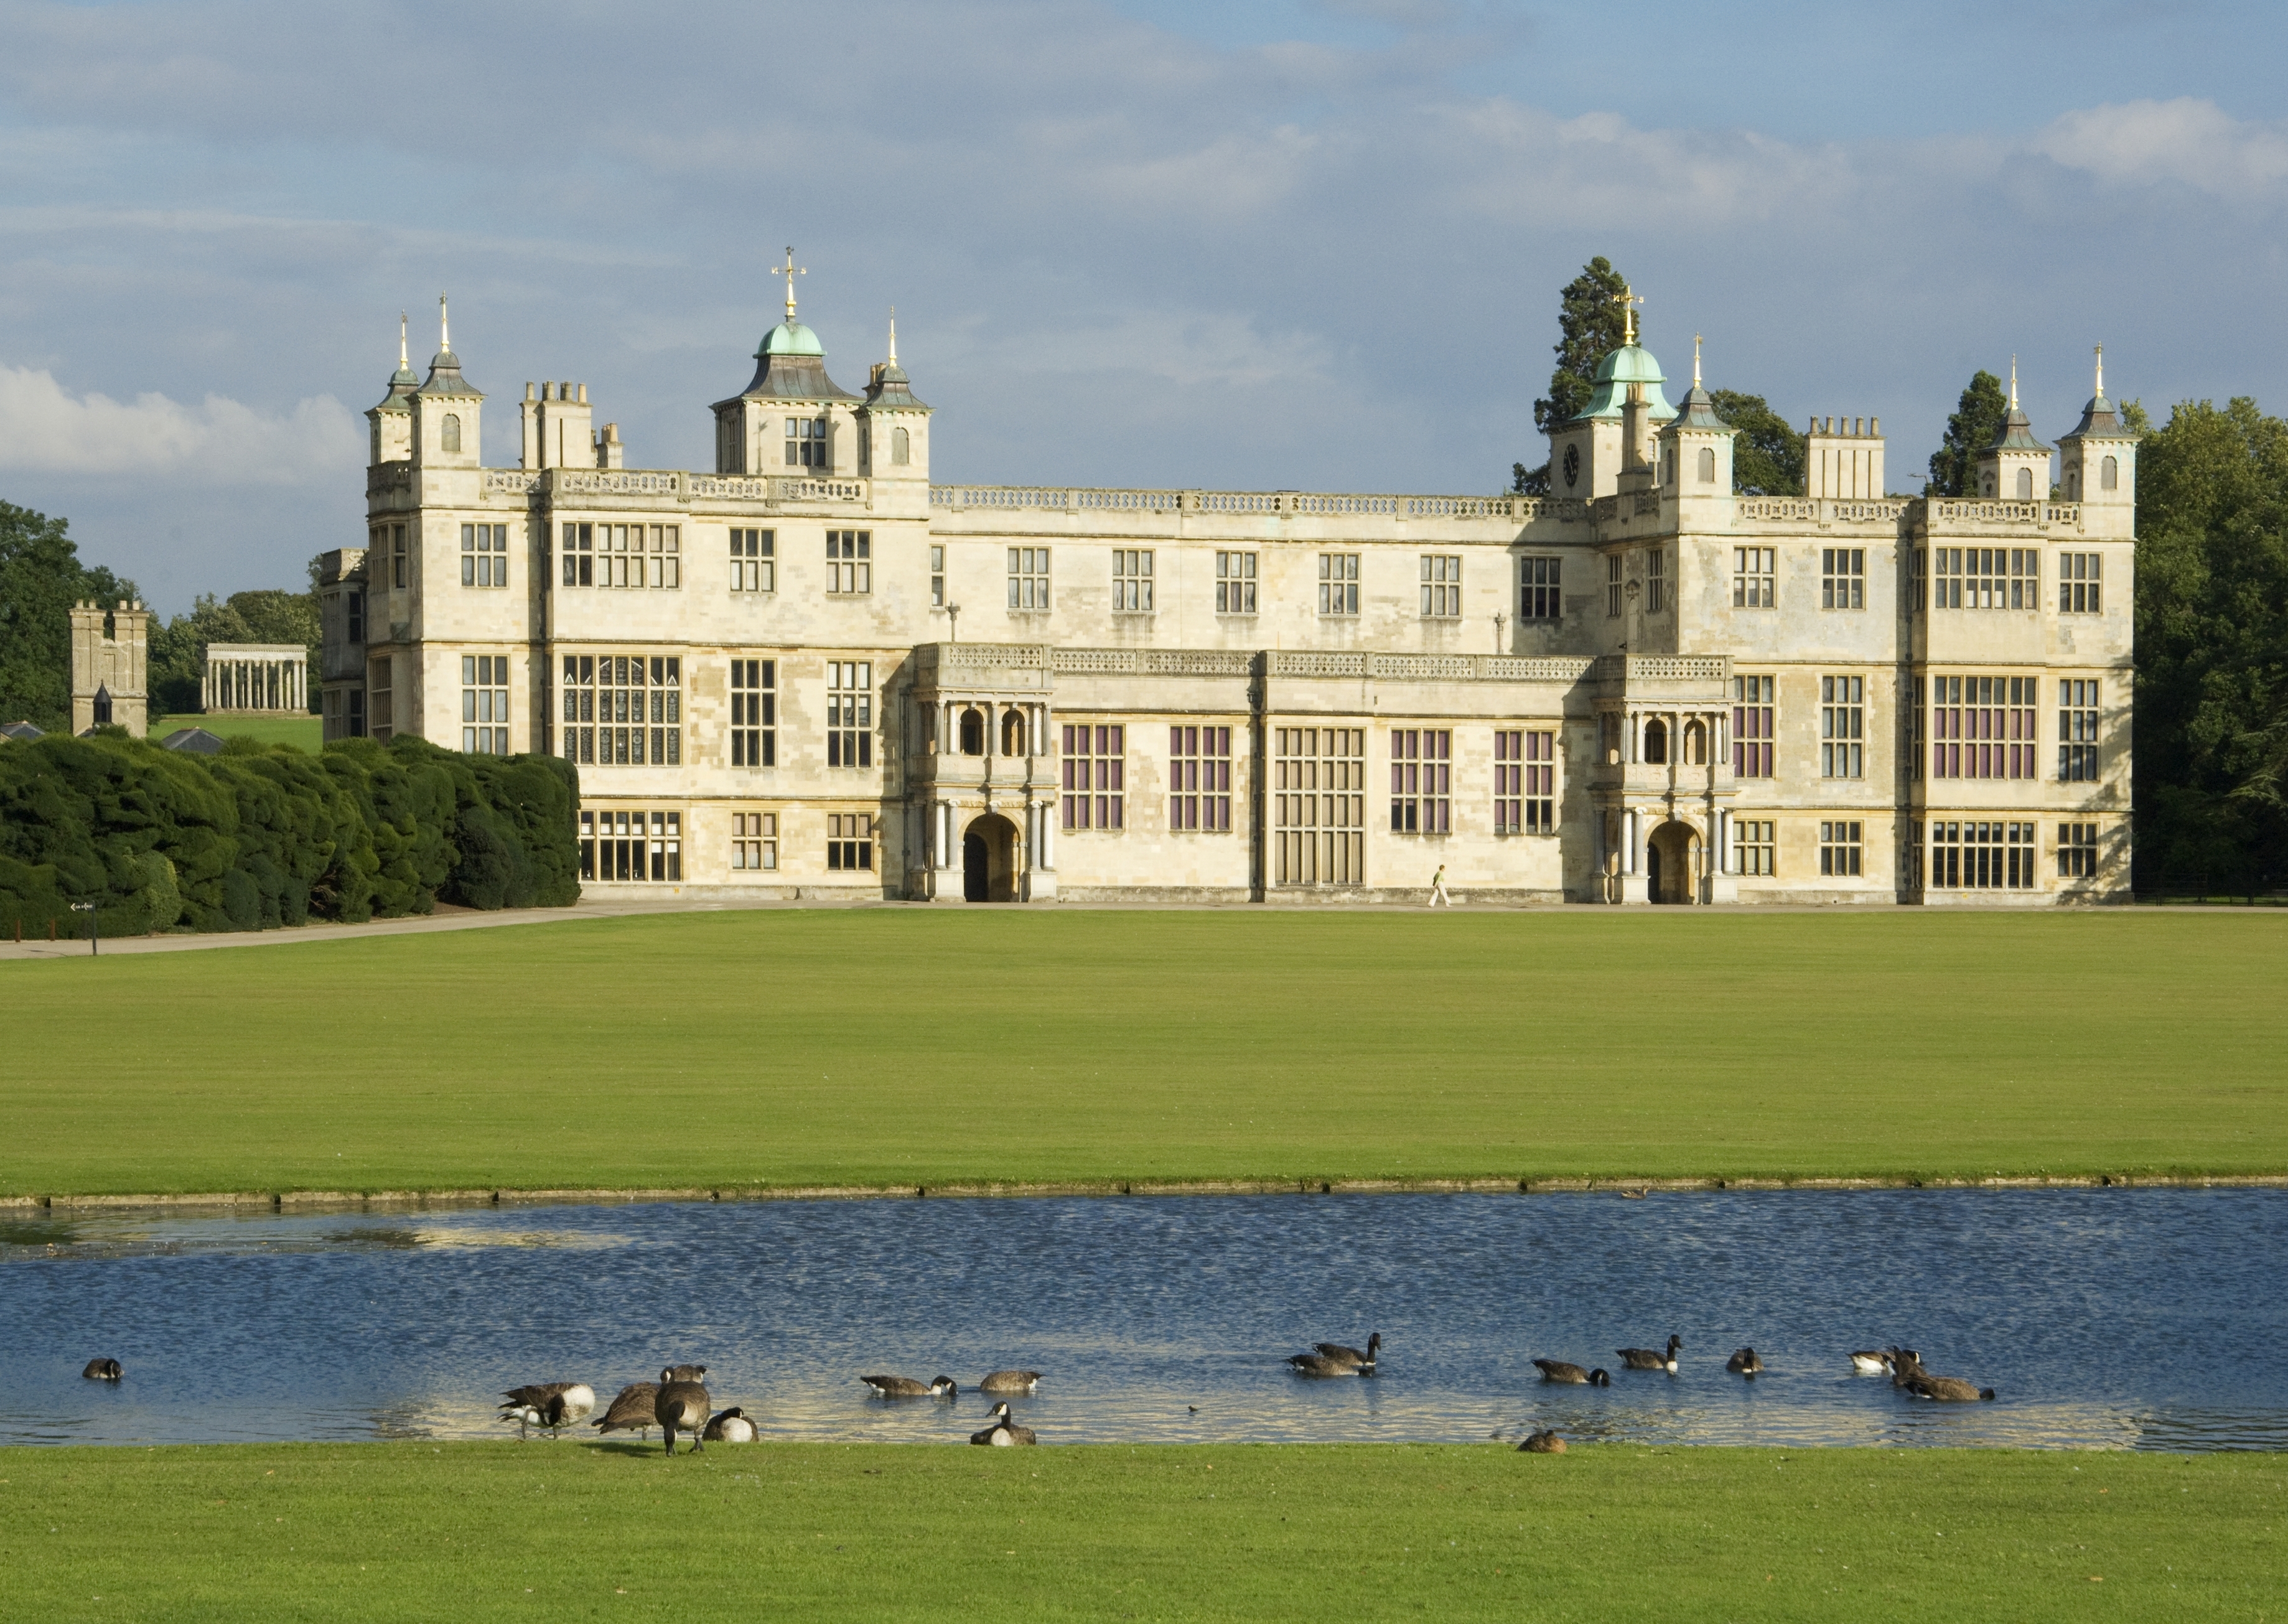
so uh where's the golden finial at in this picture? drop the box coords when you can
[439,294,450,355]
[1612,284,1644,347]
[1693,334,1702,387]
[2094,343,2104,399]
[398,312,408,371]
[772,246,806,325]
[888,306,897,365]
[2009,353,2019,411]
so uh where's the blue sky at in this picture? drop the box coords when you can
[1,0,2282,611]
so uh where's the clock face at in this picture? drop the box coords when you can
[1562,444,1581,489]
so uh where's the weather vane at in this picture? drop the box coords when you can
[1612,284,1643,347]
[772,247,806,324]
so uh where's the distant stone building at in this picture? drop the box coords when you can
[319,279,2134,905]
[202,643,309,716]
[70,599,151,737]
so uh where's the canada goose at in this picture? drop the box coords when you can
[592,1382,660,1441]
[1850,1350,1894,1374]
[654,1369,714,1455]
[499,1382,595,1429]
[1617,1335,1683,1372]
[703,1407,757,1442]
[1517,1429,1567,1454]
[1287,1350,1370,1378]
[978,1370,1043,1394]
[1726,1348,1763,1377]
[1619,1189,1649,1200]
[1311,1333,1381,1372]
[80,1358,123,1381]
[862,1375,958,1398]
[1890,1350,1994,1401]
[503,1393,570,1439]
[663,1364,707,1383]
[969,1402,1037,1445]
[1531,1360,1610,1386]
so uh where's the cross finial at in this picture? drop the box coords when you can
[772,246,806,325]
[2009,353,2018,410]
[2094,343,2104,399]
[1693,333,1703,388]
[439,294,450,355]
[1612,284,1643,347]
[888,306,897,365]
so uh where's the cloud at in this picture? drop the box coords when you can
[0,365,362,484]
[2032,97,2288,197]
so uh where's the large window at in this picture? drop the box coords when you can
[1420,556,1462,618]
[1733,547,1775,609]
[828,661,872,767]
[2058,822,2098,879]
[368,522,408,589]
[1113,549,1155,613]
[560,654,681,766]
[1733,675,1774,777]
[1518,557,1561,621]
[827,813,873,871]
[1389,728,1451,833]
[930,544,946,607]
[1274,727,1364,885]
[1607,553,1623,617]
[1169,726,1232,832]
[1644,549,1665,615]
[827,530,871,595]
[1933,546,2038,610]
[1009,547,1051,610]
[579,809,680,882]
[1931,675,2036,780]
[1216,551,1256,614]
[1819,819,1862,877]
[1733,818,1775,876]
[2059,679,2099,781]
[733,811,777,872]
[1821,546,1864,610]
[1318,554,1358,617]
[731,658,775,767]
[1061,724,1124,829]
[785,414,829,467]
[1908,548,1926,616]
[558,523,679,589]
[1821,676,1864,778]
[731,528,774,592]
[1930,821,2037,889]
[461,523,510,587]
[1494,729,1555,834]
[462,653,510,754]
[2058,553,2102,614]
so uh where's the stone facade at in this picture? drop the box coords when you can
[70,599,151,737]
[321,300,2134,906]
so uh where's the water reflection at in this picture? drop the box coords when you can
[2,1189,2281,1450]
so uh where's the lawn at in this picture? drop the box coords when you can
[0,1440,2276,1620]
[144,711,322,750]
[2,909,2283,1198]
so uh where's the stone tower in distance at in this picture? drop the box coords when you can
[70,600,152,737]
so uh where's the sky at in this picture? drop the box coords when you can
[1,0,2283,613]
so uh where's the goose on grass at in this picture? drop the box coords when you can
[1517,1429,1567,1454]
[592,1383,660,1442]
[969,1402,1037,1445]
[703,1407,756,1442]
[654,1370,714,1455]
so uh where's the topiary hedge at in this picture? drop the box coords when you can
[0,732,579,939]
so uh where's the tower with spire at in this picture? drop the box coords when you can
[859,308,932,486]
[1975,356,2052,503]
[2056,344,2137,520]
[366,312,421,464]
[410,294,483,470]
[711,247,862,477]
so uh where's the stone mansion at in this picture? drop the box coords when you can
[317,283,2134,905]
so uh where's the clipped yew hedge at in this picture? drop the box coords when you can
[0,731,579,938]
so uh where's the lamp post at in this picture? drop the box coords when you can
[69,900,97,956]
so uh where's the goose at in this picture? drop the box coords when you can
[1287,1350,1370,1378]
[703,1407,757,1442]
[978,1370,1044,1394]
[1617,1335,1683,1373]
[503,1393,569,1439]
[1310,1333,1381,1372]
[862,1375,958,1399]
[80,1358,123,1381]
[1890,1350,1994,1402]
[1531,1360,1610,1386]
[654,1369,714,1455]
[1849,1350,1894,1374]
[1516,1429,1567,1454]
[499,1382,595,1429]
[592,1383,660,1441]
[1619,1189,1650,1200]
[1726,1348,1763,1377]
[969,1402,1037,1445]
[663,1364,708,1383]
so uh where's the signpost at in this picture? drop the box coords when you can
[68,900,96,957]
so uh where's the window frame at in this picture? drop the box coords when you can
[1818,819,1862,877]
[460,651,511,755]
[559,653,681,767]
[731,528,775,594]
[1167,725,1232,833]
[1821,546,1864,610]
[1419,555,1462,619]
[1112,549,1156,615]
[1388,728,1451,834]
[1732,546,1775,609]
[1317,553,1359,618]
[1215,551,1258,615]
[1732,675,1774,778]
[1820,674,1864,779]
[1060,723,1125,830]
[732,810,778,872]
[731,658,776,768]
[1009,546,1052,612]
[1518,556,1561,622]
[826,530,872,596]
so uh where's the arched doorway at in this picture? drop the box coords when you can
[1647,819,1700,905]
[962,813,1020,902]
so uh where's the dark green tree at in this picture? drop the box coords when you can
[1512,256,1630,494]
[148,584,322,716]
[0,500,139,730]
[1707,390,1806,495]
[1925,370,2008,496]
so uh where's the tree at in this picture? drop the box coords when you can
[0,500,139,730]
[1512,257,1630,494]
[1925,370,2007,496]
[147,583,322,716]
[1707,390,1805,495]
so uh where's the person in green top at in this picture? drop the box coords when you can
[1428,864,1451,907]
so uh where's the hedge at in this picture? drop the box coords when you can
[0,731,579,940]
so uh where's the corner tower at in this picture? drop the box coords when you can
[1546,288,1674,500]
[1975,357,2050,502]
[2057,345,2136,539]
[859,310,931,492]
[409,297,482,470]
[366,313,419,465]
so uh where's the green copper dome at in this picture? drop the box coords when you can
[758,321,824,359]
[1574,343,1676,421]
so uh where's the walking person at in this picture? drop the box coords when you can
[1427,864,1451,908]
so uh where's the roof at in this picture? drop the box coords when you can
[864,358,930,412]
[417,347,482,399]
[1989,404,2050,454]
[760,320,824,358]
[1665,383,1730,433]
[717,325,861,408]
[2059,393,2136,442]
[0,720,44,742]
[161,727,228,754]
[1574,343,1677,421]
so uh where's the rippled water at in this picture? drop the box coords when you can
[3,1190,2282,1450]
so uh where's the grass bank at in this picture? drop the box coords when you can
[4,909,2284,1197]
[143,712,321,750]
[1,1440,2277,1620]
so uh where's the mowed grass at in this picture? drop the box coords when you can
[144,712,322,750]
[4,909,2285,1197]
[1,1441,2279,1621]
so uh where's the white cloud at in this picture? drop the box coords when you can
[2032,97,2288,197]
[0,364,362,484]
